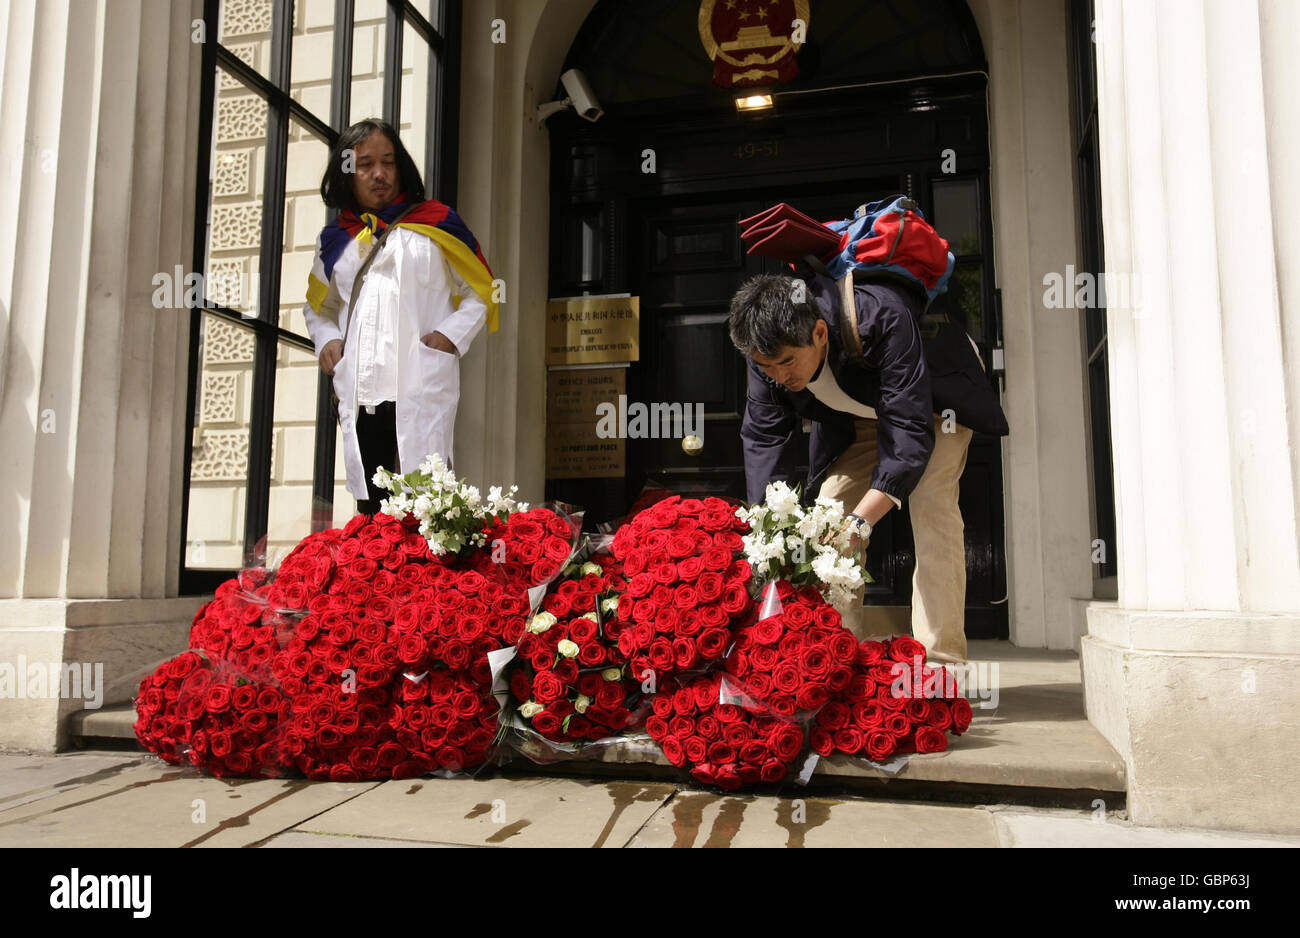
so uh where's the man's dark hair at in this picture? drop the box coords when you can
[320,119,425,211]
[728,274,819,358]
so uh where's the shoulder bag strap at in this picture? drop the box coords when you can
[337,202,421,357]
[837,272,864,358]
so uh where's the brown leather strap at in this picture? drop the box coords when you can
[838,273,863,358]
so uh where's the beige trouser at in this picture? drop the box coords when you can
[819,415,974,662]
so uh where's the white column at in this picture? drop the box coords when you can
[0,0,207,750]
[1084,0,1300,833]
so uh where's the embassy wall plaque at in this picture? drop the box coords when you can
[545,295,640,365]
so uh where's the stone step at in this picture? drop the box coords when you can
[70,640,1125,807]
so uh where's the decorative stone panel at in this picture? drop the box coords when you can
[200,372,240,425]
[203,317,255,364]
[216,95,267,144]
[213,149,251,197]
[210,203,263,252]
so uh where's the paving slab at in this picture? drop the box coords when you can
[0,752,146,811]
[992,809,1300,848]
[629,790,1000,847]
[259,830,468,848]
[0,759,378,847]
[298,775,677,848]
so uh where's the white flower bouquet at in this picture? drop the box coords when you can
[373,453,526,556]
[733,481,869,611]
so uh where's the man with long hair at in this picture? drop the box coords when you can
[302,119,497,514]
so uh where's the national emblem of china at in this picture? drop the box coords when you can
[698,0,811,89]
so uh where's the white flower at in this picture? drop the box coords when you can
[601,667,622,681]
[764,481,800,520]
[519,700,544,719]
[580,611,599,622]
[556,638,580,658]
[526,612,557,634]
[574,694,591,714]
[579,561,602,578]
[600,596,619,615]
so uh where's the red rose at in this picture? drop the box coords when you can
[543,536,572,563]
[671,637,698,670]
[928,704,954,733]
[660,735,686,766]
[770,723,804,762]
[205,684,232,714]
[857,640,887,666]
[915,726,948,753]
[771,663,801,695]
[795,684,830,711]
[676,556,705,580]
[810,727,835,756]
[648,640,675,672]
[696,628,729,659]
[683,736,708,764]
[594,682,625,710]
[865,731,896,762]
[720,585,750,615]
[751,617,783,646]
[532,672,565,704]
[950,698,973,734]
[759,758,788,783]
[888,635,927,665]
[532,710,562,736]
[833,727,865,754]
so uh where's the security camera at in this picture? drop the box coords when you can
[561,69,603,122]
[537,68,604,124]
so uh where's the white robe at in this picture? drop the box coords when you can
[303,227,488,500]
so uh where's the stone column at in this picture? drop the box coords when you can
[1083,0,1300,832]
[0,0,207,750]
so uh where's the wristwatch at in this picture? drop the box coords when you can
[845,513,873,540]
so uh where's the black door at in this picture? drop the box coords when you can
[546,82,1007,639]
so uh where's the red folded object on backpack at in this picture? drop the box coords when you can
[739,202,842,263]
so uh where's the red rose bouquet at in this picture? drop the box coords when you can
[608,495,754,685]
[133,651,290,778]
[721,580,858,720]
[809,636,974,762]
[644,674,807,790]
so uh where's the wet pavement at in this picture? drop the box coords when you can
[0,750,1294,848]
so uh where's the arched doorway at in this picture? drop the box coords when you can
[545,0,1007,639]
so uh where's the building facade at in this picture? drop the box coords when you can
[0,0,1296,833]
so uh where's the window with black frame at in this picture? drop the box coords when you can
[180,0,461,594]
[1068,0,1117,581]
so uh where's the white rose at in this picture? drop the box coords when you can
[601,667,622,682]
[556,638,580,658]
[580,562,602,578]
[574,694,591,714]
[519,700,544,719]
[600,596,619,615]
[581,611,599,622]
[526,611,557,634]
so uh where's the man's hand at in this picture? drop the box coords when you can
[319,339,343,376]
[822,516,870,556]
[421,331,458,355]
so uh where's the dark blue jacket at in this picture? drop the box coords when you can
[740,272,1007,505]
[741,274,935,504]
